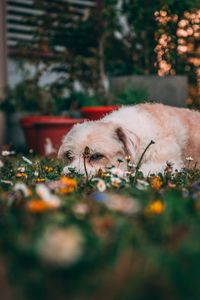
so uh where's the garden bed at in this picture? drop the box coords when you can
[0,152,200,300]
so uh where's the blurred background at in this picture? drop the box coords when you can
[0,0,199,152]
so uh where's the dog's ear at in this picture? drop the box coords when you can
[57,143,65,161]
[115,126,140,158]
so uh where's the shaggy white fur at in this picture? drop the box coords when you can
[58,103,200,176]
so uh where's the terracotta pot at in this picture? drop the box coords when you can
[80,106,119,120]
[20,116,84,155]
[20,116,50,151]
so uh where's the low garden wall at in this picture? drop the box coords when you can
[110,75,188,107]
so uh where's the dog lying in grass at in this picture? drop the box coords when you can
[58,103,200,176]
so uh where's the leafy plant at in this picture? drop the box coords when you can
[1,79,72,115]
[114,87,148,105]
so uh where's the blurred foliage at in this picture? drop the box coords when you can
[1,154,200,299]
[114,87,148,105]
[13,0,199,100]
[0,79,70,114]
[62,87,148,108]
[1,80,43,113]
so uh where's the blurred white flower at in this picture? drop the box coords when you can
[110,167,124,178]
[73,80,83,92]
[104,194,140,215]
[37,226,84,267]
[73,203,89,216]
[13,182,30,197]
[18,166,25,173]
[93,178,106,192]
[34,171,39,177]
[96,179,106,192]
[111,177,121,187]
[2,150,11,156]
[114,31,123,40]
[136,179,149,190]
[0,160,4,168]
[36,184,60,207]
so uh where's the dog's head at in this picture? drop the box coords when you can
[58,121,140,175]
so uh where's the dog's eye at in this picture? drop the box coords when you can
[90,153,104,161]
[64,151,74,161]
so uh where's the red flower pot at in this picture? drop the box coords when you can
[80,106,119,120]
[20,116,84,155]
[20,116,50,151]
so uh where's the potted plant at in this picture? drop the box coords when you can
[66,92,118,121]
[3,79,84,154]
[78,87,148,120]
[13,0,124,123]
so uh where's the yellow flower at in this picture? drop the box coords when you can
[26,199,55,213]
[44,166,54,173]
[144,200,165,216]
[111,177,121,188]
[16,172,28,178]
[97,168,107,178]
[150,176,163,190]
[61,176,77,187]
[58,187,74,194]
[35,178,46,183]
[58,176,77,194]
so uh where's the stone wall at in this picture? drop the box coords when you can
[110,75,188,107]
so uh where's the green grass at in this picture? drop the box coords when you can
[0,154,200,300]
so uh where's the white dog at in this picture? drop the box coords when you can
[58,103,200,176]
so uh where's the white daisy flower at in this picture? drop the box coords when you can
[110,167,124,178]
[111,176,121,187]
[96,179,106,192]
